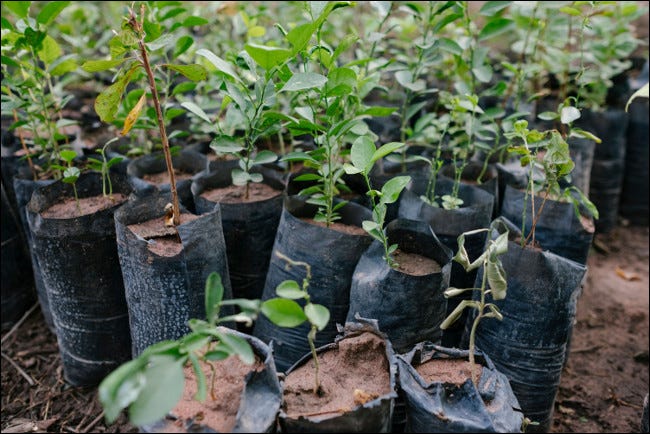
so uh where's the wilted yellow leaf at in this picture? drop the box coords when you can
[121,91,147,136]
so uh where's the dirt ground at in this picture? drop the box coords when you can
[1,225,648,433]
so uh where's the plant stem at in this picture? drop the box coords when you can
[308,326,321,395]
[468,259,488,387]
[135,12,180,226]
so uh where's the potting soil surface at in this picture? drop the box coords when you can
[1,225,647,433]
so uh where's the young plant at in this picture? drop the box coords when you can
[181,47,280,199]
[344,138,411,267]
[260,251,330,395]
[504,105,599,248]
[1,1,77,180]
[98,272,264,427]
[440,224,509,386]
[82,3,207,226]
[85,138,124,199]
[56,149,81,215]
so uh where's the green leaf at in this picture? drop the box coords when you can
[217,332,254,365]
[276,280,305,299]
[247,26,266,38]
[98,358,147,423]
[472,64,493,83]
[164,63,207,82]
[253,150,277,165]
[188,353,207,402]
[205,272,224,324]
[537,111,559,121]
[95,65,138,123]
[59,150,77,163]
[204,345,232,361]
[328,67,356,90]
[330,33,357,67]
[49,56,77,76]
[210,136,243,154]
[343,163,362,175]
[560,106,581,124]
[479,1,511,16]
[230,169,248,186]
[350,136,375,172]
[128,356,185,426]
[371,142,405,164]
[492,231,509,256]
[180,333,211,355]
[244,43,291,71]
[286,22,315,53]
[38,35,61,65]
[570,127,601,144]
[559,6,582,16]
[146,33,176,51]
[171,81,196,96]
[37,1,70,25]
[196,48,241,82]
[4,2,31,19]
[437,38,463,56]
[182,16,208,27]
[478,18,514,41]
[174,35,194,57]
[181,101,212,123]
[305,303,330,331]
[380,176,410,204]
[62,167,80,183]
[453,229,488,271]
[486,257,507,300]
[261,298,307,327]
[362,106,397,116]
[280,72,328,92]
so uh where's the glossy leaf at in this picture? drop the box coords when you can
[478,18,514,41]
[181,101,212,123]
[82,59,125,73]
[350,136,375,172]
[276,280,304,299]
[244,43,291,71]
[261,298,307,327]
[479,1,511,16]
[37,1,70,25]
[196,48,241,82]
[210,136,243,154]
[560,106,581,124]
[305,303,329,331]
[253,150,277,165]
[280,72,327,92]
[371,142,405,164]
[95,65,138,123]
[62,167,80,183]
[164,63,207,82]
[174,35,194,57]
[4,2,31,19]
[380,176,410,204]
[217,332,254,365]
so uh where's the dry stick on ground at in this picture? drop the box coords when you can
[1,351,35,386]
[1,303,39,346]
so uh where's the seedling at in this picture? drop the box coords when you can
[505,101,599,248]
[82,3,208,226]
[344,138,410,267]
[49,149,81,215]
[260,251,330,395]
[440,223,509,386]
[98,272,265,427]
[85,138,124,199]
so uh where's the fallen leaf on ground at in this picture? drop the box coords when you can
[615,266,641,281]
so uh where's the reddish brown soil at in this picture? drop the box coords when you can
[0,225,647,433]
[415,358,482,386]
[141,170,194,185]
[282,332,391,419]
[40,194,127,219]
[393,249,441,276]
[200,183,281,204]
[127,213,200,257]
[168,355,263,433]
[300,218,368,236]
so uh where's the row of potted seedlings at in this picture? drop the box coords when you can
[2,1,648,433]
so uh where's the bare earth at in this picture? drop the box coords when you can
[0,225,647,433]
